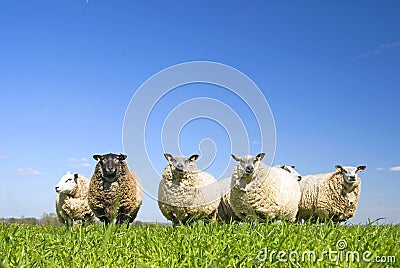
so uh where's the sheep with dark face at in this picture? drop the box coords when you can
[55,171,94,228]
[158,153,220,225]
[298,165,366,223]
[88,153,142,225]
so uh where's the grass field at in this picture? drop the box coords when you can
[0,221,398,267]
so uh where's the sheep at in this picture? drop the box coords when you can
[158,153,220,225]
[297,165,366,223]
[275,165,302,181]
[229,153,301,222]
[55,171,94,228]
[88,153,143,225]
[217,190,242,223]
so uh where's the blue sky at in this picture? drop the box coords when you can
[0,1,399,224]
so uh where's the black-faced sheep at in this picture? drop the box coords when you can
[88,153,142,225]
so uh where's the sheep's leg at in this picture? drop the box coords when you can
[208,210,218,222]
[65,218,73,231]
[100,217,110,226]
[172,217,181,227]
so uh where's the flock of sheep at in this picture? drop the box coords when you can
[54,152,366,227]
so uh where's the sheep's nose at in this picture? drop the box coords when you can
[297,176,302,181]
[177,164,183,169]
[55,186,59,192]
[349,176,356,180]
[245,166,254,173]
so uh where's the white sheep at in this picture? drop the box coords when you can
[88,153,143,225]
[297,165,366,223]
[275,165,302,181]
[55,171,94,228]
[217,190,242,223]
[158,153,220,225]
[230,153,301,222]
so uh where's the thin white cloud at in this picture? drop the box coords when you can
[12,168,42,176]
[355,41,400,59]
[389,166,400,172]
[380,42,400,49]
[67,157,91,168]
[376,167,384,171]
[0,153,6,160]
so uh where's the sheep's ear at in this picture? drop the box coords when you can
[335,165,343,172]
[118,154,127,160]
[164,153,174,162]
[93,155,102,161]
[280,165,285,169]
[189,154,199,162]
[356,166,366,173]
[74,173,78,182]
[231,154,241,162]
[255,153,265,161]
[291,166,295,169]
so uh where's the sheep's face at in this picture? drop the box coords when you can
[93,153,127,182]
[280,165,302,181]
[55,172,78,194]
[164,153,199,175]
[231,153,265,177]
[336,165,366,184]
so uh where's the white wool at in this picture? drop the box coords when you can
[230,160,301,222]
[158,156,220,225]
[297,165,364,223]
[55,171,94,227]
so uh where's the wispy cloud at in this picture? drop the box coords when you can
[67,157,91,168]
[389,166,400,172]
[0,153,6,160]
[12,168,42,176]
[376,167,384,171]
[355,42,400,59]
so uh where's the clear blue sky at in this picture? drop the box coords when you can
[0,1,399,224]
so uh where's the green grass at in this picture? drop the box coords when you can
[0,221,398,267]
